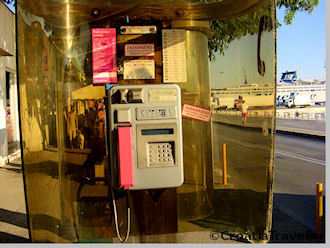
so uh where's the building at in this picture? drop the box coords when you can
[0,2,20,166]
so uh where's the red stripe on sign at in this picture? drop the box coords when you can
[182,104,211,122]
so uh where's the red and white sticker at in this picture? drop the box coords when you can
[125,44,155,57]
[182,104,211,122]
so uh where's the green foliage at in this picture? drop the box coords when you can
[208,6,272,60]
[208,0,319,59]
[278,0,319,24]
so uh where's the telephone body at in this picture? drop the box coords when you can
[108,84,184,190]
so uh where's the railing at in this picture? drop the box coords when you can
[213,109,326,120]
[276,111,325,120]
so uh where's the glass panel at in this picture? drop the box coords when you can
[17,11,62,241]
[209,8,276,238]
[17,0,276,243]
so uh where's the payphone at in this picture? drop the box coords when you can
[107,84,184,190]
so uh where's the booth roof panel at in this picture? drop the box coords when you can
[19,0,268,26]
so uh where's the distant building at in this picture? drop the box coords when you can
[0,2,20,166]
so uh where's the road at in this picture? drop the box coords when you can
[274,132,325,195]
[272,133,325,242]
[213,113,325,137]
[0,123,325,243]
[212,122,325,242]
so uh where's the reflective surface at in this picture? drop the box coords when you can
[17,0,276,243]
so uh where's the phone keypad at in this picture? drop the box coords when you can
[148,143,174,167]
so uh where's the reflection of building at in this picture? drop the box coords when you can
[0,3,20,166]
[211,84,274,110]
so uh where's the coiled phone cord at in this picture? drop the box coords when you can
[111,189,131,243]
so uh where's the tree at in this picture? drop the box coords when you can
[208,0,320,59]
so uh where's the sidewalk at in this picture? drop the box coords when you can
[212,113,325,137]
[276,119,325,137]
[0,168,29,242]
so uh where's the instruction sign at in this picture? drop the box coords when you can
[162,29,187,83]
[125,44,155,57]
[124,60,155,80]
[120,26,157,34]
[92,28,117,84]
[182,104,211,122]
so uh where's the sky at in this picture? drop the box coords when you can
[277,0,326,81]
[4,1,14,12]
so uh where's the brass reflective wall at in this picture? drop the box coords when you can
[209,7,276,237]
[17,0,275,243]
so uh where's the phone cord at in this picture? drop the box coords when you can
[111,189,131,243]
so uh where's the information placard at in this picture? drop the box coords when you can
[162,30,187,83]
[182,104,211,122]
[125,44,155,57]
[92,28,117,84]
[123,60,155,80]
[120,26,157,34]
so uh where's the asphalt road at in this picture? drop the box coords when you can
[272,133,325,241]
[212,122,325,242]
[212,121,325,195]
[274,132,325,195]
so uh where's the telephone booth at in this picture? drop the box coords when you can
[17,0,276,243]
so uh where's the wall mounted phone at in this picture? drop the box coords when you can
[108,84,184,190]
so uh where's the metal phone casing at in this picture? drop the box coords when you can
[108,84,184,190]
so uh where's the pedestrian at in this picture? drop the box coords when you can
[241,100,248,125]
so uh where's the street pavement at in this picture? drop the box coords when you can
[0,168,29,242]
[0,120,325,243]
[272,133,325,242]
[274,133,325,195]
[212,121,325,242]
[277,119,325,137]
[213,113,325,137]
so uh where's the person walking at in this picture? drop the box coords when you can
[241,100,249,126]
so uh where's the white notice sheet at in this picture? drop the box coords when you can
[123,60,155,80]
[162,30,187,83]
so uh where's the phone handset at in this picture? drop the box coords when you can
[111,124,133,243]
[257,15,270,77]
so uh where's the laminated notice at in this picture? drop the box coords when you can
[162,29,187,83]
[182,104,211,122]
[124,59,155,79]
[92,28,117,85]
[125,44,155,57]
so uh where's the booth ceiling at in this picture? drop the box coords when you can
[20,0,268,25]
